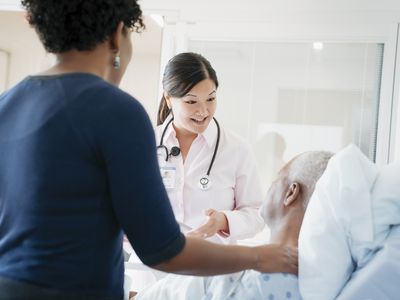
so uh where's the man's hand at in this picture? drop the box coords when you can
[186,209,229,239]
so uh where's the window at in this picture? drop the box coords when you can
[189,41,384,193]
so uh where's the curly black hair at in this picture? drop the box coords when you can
[21,0,145,53]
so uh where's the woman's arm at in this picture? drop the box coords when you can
[152,236,298,276]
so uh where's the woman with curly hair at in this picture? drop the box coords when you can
[0,1,297,300]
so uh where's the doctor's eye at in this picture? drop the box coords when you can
[184,100,197,104]
[207,97,216,102]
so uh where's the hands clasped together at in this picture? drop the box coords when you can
[186,208,229,239]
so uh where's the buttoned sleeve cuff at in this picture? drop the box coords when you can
[220,209,264,241]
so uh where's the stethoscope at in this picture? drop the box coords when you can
[157,117,220,190]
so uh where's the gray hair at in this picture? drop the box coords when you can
[286,151,333,208]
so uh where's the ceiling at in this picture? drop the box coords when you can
[1,0,399,60]
[141,0,400,24]
[2,0,400,22]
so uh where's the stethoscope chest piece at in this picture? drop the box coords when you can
[199,175,212,191]
[159,117,220,191]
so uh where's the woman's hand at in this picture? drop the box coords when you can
[254,244,298,275]
[186,209,229,239]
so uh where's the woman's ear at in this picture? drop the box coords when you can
[283,182,300,206]
[109,21,125,54]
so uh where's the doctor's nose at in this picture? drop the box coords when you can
[196,105,208,117]
[195,111,207,117]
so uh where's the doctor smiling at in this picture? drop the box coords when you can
[156,52,264,243]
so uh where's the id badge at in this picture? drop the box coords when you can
[160,164,177,189]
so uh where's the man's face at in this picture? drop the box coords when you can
[260,169,289,227]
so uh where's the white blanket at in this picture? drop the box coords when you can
[299,144,400,300]
[337,225,400,299]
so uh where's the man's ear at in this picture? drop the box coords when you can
[109,21,125,54]
[283,182,300,206]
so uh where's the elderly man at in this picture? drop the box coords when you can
[135,150,332,300]
[136,145,400,300]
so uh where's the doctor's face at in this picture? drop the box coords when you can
[167,78,217,136]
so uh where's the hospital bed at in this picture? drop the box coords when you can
[124,224,400,300]
[125,146,400,299]
[124,257,167,299]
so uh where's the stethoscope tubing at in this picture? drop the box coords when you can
[206,117,220,176]
[157,117,220,177]
[158,117,175,162]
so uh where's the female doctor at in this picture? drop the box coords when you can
[156,52,264,243]
[127,52,265,293]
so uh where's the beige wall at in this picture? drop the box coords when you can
[0,11,49,90]
[0,11,163,126]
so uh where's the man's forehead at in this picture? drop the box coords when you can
[271,171,288,188]
[277,164,291,178]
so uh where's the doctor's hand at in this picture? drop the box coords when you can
[254,244,298,275]
[186,209,229,239]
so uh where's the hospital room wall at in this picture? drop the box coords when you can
[148,0,400,167]
[1,8,399,168]
[148,1,400,168]
[0,11,162,125]
[0,11,50,91]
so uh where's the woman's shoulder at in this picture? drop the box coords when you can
[75,76,146,115]
[89,77,137,104]
[57,74,151,128]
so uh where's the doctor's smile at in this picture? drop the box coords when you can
[190,116,209,125]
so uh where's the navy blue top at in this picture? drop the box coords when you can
[0,73,185,298]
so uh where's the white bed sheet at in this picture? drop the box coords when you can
[337,225,400,300]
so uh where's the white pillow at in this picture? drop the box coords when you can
[370,161,400,239]
[299,145,378,300]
